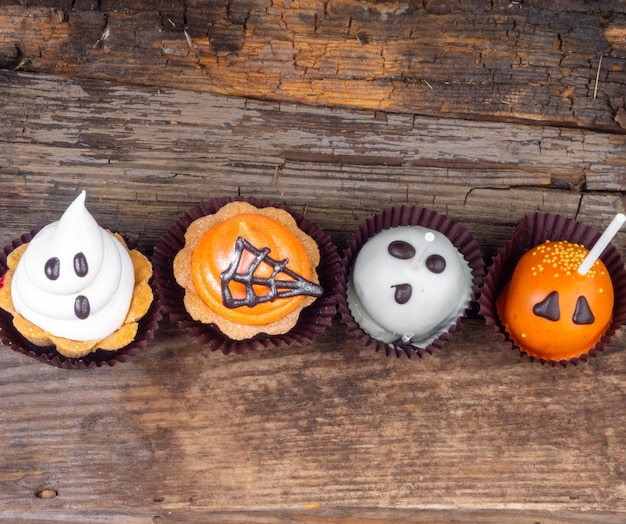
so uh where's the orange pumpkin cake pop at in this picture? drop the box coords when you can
[173,201,323,340]
[496,240,614,361]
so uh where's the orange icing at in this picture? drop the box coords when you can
[190,213,312,326]
[496,240,614,361]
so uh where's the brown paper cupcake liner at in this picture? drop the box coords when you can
[479,212,626,366]
[152,196,342,354]
[0,230,162,369]
[338,206,485,358]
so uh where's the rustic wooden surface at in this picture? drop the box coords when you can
[1,0,626,522]
[1,0,626,130]
[1,72,624,256]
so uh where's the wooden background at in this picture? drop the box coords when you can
[1,0,626,522]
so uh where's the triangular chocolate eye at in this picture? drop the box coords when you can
[533,291,560,321]
[573,296,595,325]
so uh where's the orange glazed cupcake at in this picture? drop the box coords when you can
[153,197,340,354]
[480,213,626,366]
[496,240,614,362]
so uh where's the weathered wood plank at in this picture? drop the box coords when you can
[1,1,626,130]
[0,72,624,257]
[1,322,626,521]
[1,72,626,521]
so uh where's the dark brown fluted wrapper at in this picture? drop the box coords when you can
[338,206,485,358]
[479,213,626,366]
[0,230,162,369]
[152,196,342,354]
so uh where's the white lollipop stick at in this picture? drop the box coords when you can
[413,231,435,267]
[577,213,626,275]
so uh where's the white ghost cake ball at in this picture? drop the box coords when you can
[347,226,473,347]
[10,190,135,341]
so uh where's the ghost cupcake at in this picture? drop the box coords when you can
[0,191,160,368]
[339,206,484,358]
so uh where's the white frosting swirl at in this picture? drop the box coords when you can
[11,191,135,341]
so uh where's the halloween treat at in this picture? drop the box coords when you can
[480,212,626,365]
[339,206,484,358]
[348,226,473,346]
[0,191,158,367]
[157,197,340,353]
[496,240,614,361]
[173,201,322,340]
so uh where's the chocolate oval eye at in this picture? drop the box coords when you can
[388,240,415,260]
[392,283,412,304]
[74,295,90,319]
[73,252,88,277]
[425,254,446,274]
[44,257,60,280]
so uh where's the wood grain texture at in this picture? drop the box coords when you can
[1,0,626,130]
[0,71,625,522]
[2,0,626,513]
[0,72,624,258]
[2,323,626,522]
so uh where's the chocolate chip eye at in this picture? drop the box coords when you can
[533,291,560,321]
[425,254,446,274]
[74,252,88,277]
[74,295,90,319]
[573,296,595,325]
[392,283,412,304]
[388,240,416,260]
[44,257,60,280]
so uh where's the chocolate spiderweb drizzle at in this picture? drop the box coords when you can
[220,237,323,308]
